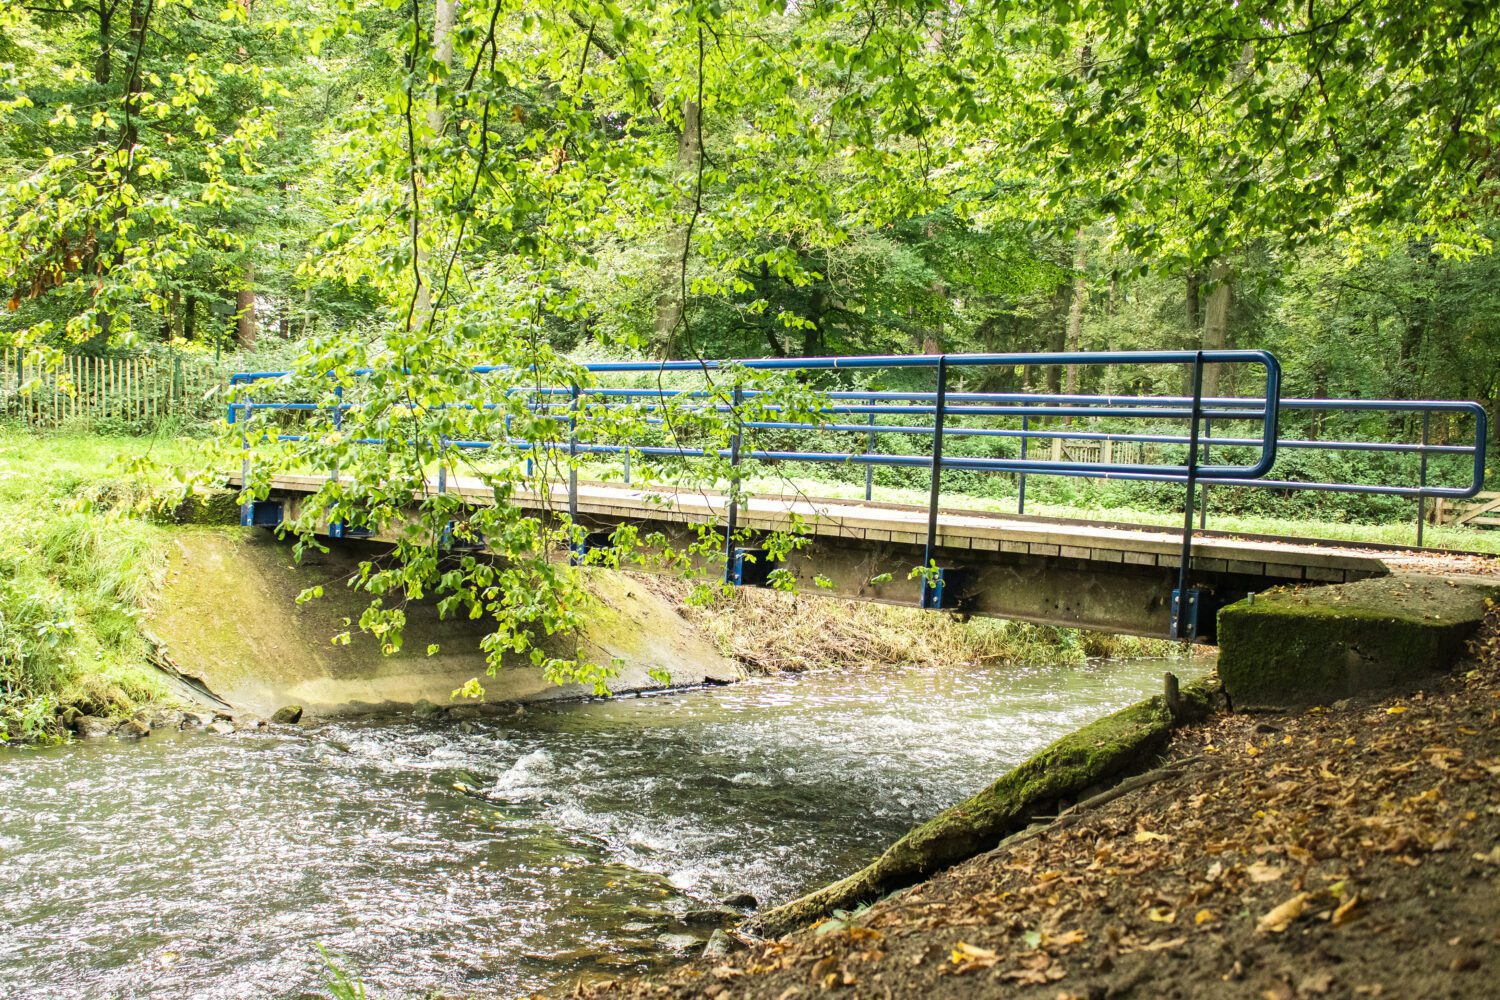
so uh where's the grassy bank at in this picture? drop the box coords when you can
[0,430,207,740]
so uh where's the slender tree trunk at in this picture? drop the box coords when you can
[95,0,112,85]
[654,99,700,346]
[1200,260,1232,396]
[1064,230,1087,396]
[236,265,257,349]
[122,0,147,151]
[411,0,454,328]
[1184,269,1201,337]
[183,294,197,342]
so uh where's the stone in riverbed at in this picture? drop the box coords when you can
[655,933,703,954]
[683,905,742,928]
[412,699,446,721]
[270,705,304,725]
[207,720,235,736]
[73,716,113,740]
[179,711,215,730]
[721,892,758,909]
[115,719,150,739]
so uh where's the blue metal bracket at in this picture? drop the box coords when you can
[439,520,485,553]
[241,500,283,528]
[1170,587,1206,641]
[920,566,967,611]
[731,547,772,587]
[328,520,373,540]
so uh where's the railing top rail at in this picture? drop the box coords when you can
[229,348,1281,384]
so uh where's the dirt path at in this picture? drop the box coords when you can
[580,606,1500,1000]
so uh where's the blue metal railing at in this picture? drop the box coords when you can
[228,349,1489,638]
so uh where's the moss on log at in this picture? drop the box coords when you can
[1218,575,1498,710]
[751,678,1216,937]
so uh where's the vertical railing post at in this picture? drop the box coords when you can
[1018,413,1029,515]
[921,357,949,608]
[864,393,876,503]
[1198,417,1211,529]
[331,384,343,484]
[231,383,251,526]
[568,383,580,528]
[1172,352,1206,640]
[723,382,744,584]
[1417,410,1430,547]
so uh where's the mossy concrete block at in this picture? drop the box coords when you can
[751,682,1210,936]
[1218,575,1498,709]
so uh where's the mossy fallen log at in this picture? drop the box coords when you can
[750,677,1217,937]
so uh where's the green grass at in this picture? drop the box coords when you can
[0,428,214,740]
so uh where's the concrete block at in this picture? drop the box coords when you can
[1217,575,1499,709]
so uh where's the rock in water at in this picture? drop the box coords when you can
[116,719,150,739]
[683,905,742,929]
[207,720,235,736]
[655,933,702,954]
[721,892,758,909]
[73,716,113,740]
[270,705,304,725]
[179,711,215,730]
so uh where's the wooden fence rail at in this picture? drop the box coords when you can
[1435,491,1500,529]
[0,349,226,429]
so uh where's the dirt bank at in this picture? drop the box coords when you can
[579,603,1500,999]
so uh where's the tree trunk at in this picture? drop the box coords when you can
[411,0,455,329]
[1045,284,1069,393]
[167,288,184,341]
[183,295,197,342]
[122,0,148,151]
[654,98,700,346]
[1200,260,1232,397]
[95,0,112,86]
[1184,270,1201,337]
[1063,230,1087,396]
[236,266,257,349]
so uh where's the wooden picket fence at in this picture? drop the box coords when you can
[0,349,226,428]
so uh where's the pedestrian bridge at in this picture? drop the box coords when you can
[226,350,1488,643]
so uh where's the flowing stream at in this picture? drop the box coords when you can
[0,656,1206,999]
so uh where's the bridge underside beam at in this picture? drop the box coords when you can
[249,476,1388,643]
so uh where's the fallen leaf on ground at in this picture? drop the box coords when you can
[949,941,998,974]
[1257,892,1310,934]
[1247,861,1284,883]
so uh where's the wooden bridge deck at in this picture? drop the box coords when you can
[248,472,1388,585]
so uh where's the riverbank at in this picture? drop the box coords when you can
[580,601,1500,999]
[0,431,211,740]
